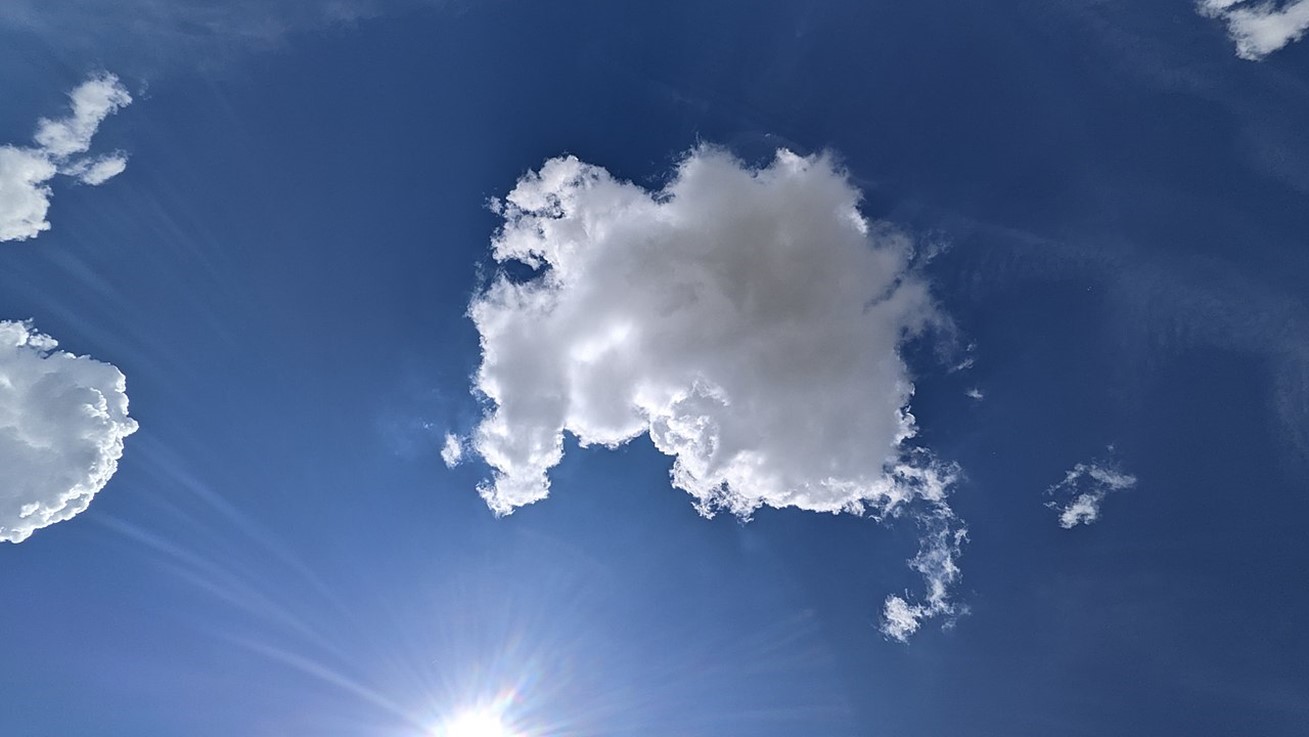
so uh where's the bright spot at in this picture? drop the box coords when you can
[437,709,517,737]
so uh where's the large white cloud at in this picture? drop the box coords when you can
[1046,457,1137,529]
[0,72,132,243]
[467,146,964,639]
[1199,0,1309,60]
[0,321,138,543]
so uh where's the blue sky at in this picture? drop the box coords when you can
[1,1,1307,735]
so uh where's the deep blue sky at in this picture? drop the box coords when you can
[2,1,1307,735]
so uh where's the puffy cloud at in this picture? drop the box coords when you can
[0,321,139,543]
[0,72,132,243]
[469,146,964,637]
[1199,0,1309,60]
[1046,457,1137,529]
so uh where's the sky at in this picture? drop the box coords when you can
[1,1,1307,735]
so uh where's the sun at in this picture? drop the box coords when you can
[436,709,518,737]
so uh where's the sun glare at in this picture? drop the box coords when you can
[437,709,518,737]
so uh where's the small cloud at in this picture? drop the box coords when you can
[965,388,984,400]
[1198,0,1309,60]
[65,153,129,185]
[0,72,132,243]
[467,146,965,638]
[1046,455,1137,529]
[0,321,138,543]
[950,343,977,372]
[441,433,464,468]
[34,72,133,159]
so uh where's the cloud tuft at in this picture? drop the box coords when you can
[1046,456,1137,529]
[33,72,133,159]
[0,321,138,543]
[468,146,965,637]
[441,433,464,468]
[1198,0,1309,60]
[65,154,129,186]
[0,72,132,243]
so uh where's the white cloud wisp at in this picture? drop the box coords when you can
[881,503,968,641]
[468,146,965,639]
[1199,0,1309,60]
[0,72,132,243]
[441,432,464,468]
[1046,458,1137,529]
[0,321,139,543]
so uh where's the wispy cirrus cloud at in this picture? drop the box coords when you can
[0,0,433,72]
[465,146,966,639]
[1199,0,1309,60]
[0,321,138,543]
[0,72,132,243]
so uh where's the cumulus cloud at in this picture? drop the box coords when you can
[0,321,139,543]
[1046,457,1137,529]
[468,146,964,638]
[0,72,132,243]
[1199,0,1309,60]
